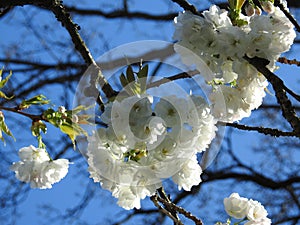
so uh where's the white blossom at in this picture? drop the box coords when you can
[87,94,216,209]
[10,145,69,189]
[223,193,249,219]
[247,199,268,221]
[245,217,271,225]
[173,3,295,122]
[223,193,271,224]
[172,155,202,191]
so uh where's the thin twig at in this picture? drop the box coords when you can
[147,70,198,89]
[278,57,300,67]
[171,0,201,16]
[156,195,204,225]
[45,1,117,99]
[150,194,183,225]
[218,122,299,138]
[157,187,182,225]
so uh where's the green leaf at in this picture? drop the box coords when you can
[137,65,148,93]
[59,122,87,147]
[126,65,135,83]
[0,70,12,89]
[0,113,15,143]
[0,90,14,99]
[120,73,128,88]
[20,94,50,109]
[137,64,148,79]
[71,105,90,114]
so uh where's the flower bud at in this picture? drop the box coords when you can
[58,106,66,113]
[254,6,262,15]
[245,3,255,16]
[260,1,275,13]
[72,114,79,123]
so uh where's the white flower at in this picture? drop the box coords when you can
[17,145,49,162]
[40,159,69,188]
[223,193,249,219]
[152,136,177,161]
[245,217,271,225]
[10,146,69,189]
[247,199,268,221]
[202,5,232,28]
[116,186,141,210]
[173,3,295,123]
[210,86,251,122]
[220,61,238,83]
[172,155,202,191]
[58,106,66,113]
[88,94,216,209]
[188,95,217,152]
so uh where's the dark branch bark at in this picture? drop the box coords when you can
[244,56,300,135]
[203,171,300,190]
[219,122,300,137]
[155,195,203,225]
[278,57,300,67]
[157,187,182,225]
[65,6,177,21]
[171,0,201,16]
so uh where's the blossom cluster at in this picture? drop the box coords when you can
[87,94,217,209]
[220,193,271,225]
[10,145,69,189]
[173,3,296,122]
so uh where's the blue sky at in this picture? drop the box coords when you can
[1,1,300,225]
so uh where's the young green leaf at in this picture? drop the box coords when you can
[137,65,148,93]
[0,90,14,99]
[59,122,87,147]
[126,65,135,83]
[0,70,12,89]
[0,112,15,143]
[20,95,50,109]
[137,64,148,79]
[120,73,129,88]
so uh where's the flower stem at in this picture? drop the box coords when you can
[0,106,43,121]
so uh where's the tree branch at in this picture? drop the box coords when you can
[65,6,177,21]
[157,187,182,225]
[150,194,183,225]
[203,171,300,190]
[170,0,201,16]
[278,57,300,67]
[156,195,203,225]
[219,122,300,137]
[244,55,300,135]
[0,106,43,121]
